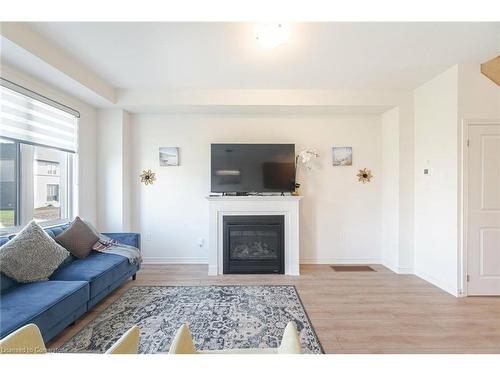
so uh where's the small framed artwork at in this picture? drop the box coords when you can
[159,147,179,166]
[332,147,352,166]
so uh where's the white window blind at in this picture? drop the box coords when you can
[0,82,78,153]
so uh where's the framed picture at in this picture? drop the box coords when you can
[332,147,352,166]
[159,147,179,166]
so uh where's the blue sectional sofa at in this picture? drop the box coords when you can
[0,223,140,343]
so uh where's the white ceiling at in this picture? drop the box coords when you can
[0,37,113,107]
[25,22,500,91]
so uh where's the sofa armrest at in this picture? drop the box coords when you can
[102,232,141,250]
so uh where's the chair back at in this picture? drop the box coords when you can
[105,326,140,354]
[278,322,302,354]
[168,324,197,354]
[0,323,47,354]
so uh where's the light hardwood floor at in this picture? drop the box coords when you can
[48,264,500,353]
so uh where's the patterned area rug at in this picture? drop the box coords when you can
[58,285,323,354]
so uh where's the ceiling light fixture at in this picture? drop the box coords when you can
[255,23,290,49]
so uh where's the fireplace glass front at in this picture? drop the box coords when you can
[223,215,284,274]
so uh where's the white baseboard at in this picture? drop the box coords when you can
[415,269,458,297]
[299,258,382,265]
[381,259,398,273]
[381,260,414,275]
[397,266,414,275]
[208,265,218,276]
[144,257,383,266]
[142,257,208,265]
[142,256,416,276]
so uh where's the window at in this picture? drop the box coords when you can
[0,139,18,228]
[46,184,60,202]
[36,160,60,176]
[0,79,79,233]
[32,145,69,223]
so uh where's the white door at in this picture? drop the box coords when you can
[467,122,500,295]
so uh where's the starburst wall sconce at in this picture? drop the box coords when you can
[357,168,373,184]
[140,169,156,185]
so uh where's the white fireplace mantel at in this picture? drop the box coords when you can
[206,195,302,276]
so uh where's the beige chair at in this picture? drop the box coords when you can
[169,321,302,354]
[0,324,47,354]
[0,324,140,354]
[105,325,140,354]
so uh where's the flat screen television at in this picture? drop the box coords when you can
[211,143,295,193]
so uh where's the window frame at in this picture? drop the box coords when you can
[0,138,21,229]
[0,139,76,236]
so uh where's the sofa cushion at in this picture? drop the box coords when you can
[44,224,70,239]
[0,221,69,283]
[0,280,89,339]
[0,224,70,293]
[0,236,9,247]
[50,251,130,300]
[0,273,18,294]
[55,217,98,259]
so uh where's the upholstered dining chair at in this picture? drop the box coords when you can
[105,325,140,354]
[0,324,46,354]
[0,324,140,354]
[168,321,303,354]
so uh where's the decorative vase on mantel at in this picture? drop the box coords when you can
[292,183,301,196]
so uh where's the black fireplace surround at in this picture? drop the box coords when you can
[223,215,285,274]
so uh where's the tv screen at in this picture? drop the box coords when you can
[211,144,295,193]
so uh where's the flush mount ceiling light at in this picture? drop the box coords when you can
[255,23,290,49]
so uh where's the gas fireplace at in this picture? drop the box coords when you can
[223,215,284,274]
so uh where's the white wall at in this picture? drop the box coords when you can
[1,64,98,224]
[414,65,459,295]
[96,109,132,232]
[130,114,383,264]
[381,107,400,272]
[396,95,415,273]
[117,87,416,271]
[122,111,132,231]
[458,64,500,119]
[97,110,122,231]
[414,63,500,296]
[456,64,500,294]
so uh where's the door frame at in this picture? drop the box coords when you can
[460,119,500,297]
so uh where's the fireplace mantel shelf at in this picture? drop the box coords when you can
[206,195,303,202]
